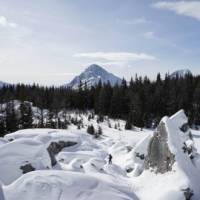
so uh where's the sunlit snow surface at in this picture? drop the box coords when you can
[0,111,200,200]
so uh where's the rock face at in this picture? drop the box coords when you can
[20,163,35,174]
[47,141,77,166]
[145,121,175,173]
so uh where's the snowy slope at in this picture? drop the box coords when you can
[3,170,137,200]
[65,64,122,89]
[0,127,143,199]
[0,110,200,199]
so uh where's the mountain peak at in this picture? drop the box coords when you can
[170,69,192,78]
[86,64,104,71]
[65,64,122,89]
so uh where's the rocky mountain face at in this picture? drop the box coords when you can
[170,69,192,79]
[66,64,122,89]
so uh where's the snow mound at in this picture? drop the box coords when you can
[3,171,136,200]
[0,138,51,185]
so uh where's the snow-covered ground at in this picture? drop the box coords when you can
[0,111,200,200]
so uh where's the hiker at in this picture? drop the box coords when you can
[108,154,113,164]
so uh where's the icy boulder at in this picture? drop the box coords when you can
[4,129,81,167]
[145,110,197,173]
[143,110,200,198]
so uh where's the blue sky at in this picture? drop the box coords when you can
[0,0,200,85]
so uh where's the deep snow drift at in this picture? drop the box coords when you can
[0,110,200,200]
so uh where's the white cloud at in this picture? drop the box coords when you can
[153,1,200,21]
[117,17,150,25]
[47,72,76,77]
[144,31,155,39]
[86,61,126,68]
[0,16,17,28]
[73,52,157,62]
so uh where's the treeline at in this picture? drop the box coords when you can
[0,101,33,135]
[0,72,200,133]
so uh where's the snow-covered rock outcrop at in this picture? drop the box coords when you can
[131,110,200,199]
[0,138,51,185]
[0,129,82,185]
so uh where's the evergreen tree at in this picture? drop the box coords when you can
[0,117,6,137]
[0,73,199,130]
[125,113,133,130]
[19,102,33,129]
[46,111,56,128]
[193,81,200,124]
[95,126,102,138]
[125,120,132,130]
[87,125,95,135]
[6,101,18,133]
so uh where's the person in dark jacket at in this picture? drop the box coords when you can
[108,154,113,164]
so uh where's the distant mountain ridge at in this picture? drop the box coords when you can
[170,69,192,79]
[65,64,122,89]
[0,81,9,88]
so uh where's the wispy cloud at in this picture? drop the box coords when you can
[153,1,200,22]
[117,17,150,25]
[47,72,76,77]
[0,16,17,28]
[73,52,157,62]
[144,31,155,39]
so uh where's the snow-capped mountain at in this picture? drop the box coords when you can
[170,69,192,79]
[66,64,122,89]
